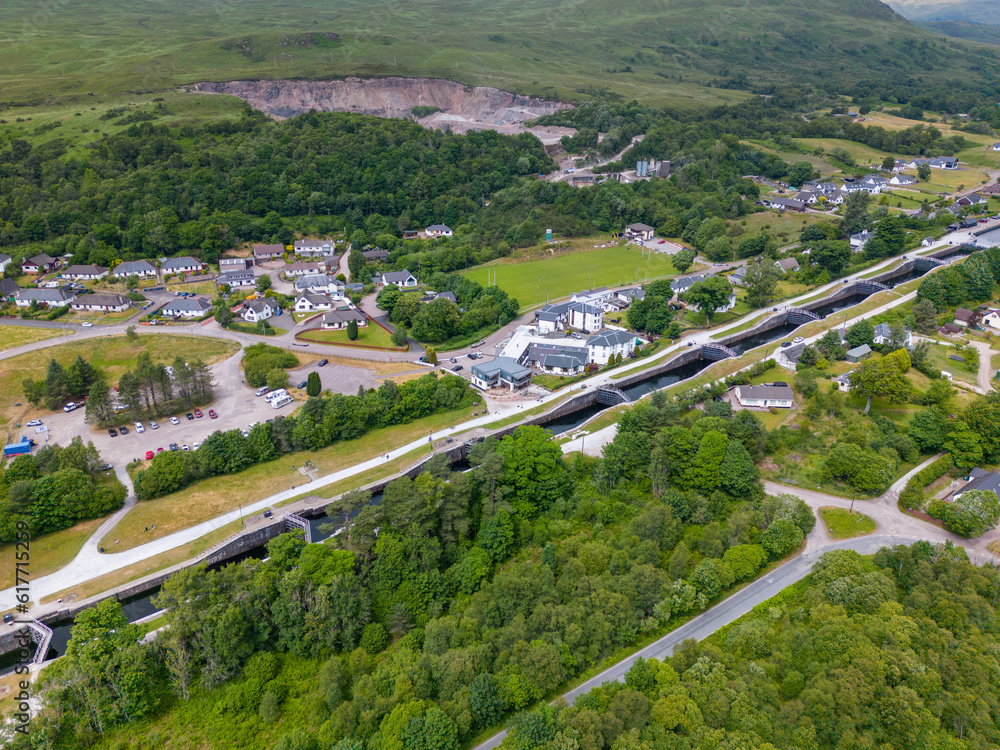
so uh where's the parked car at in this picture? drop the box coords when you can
[169,416,179,425]
[317,359,328,367]
[185,412,194,420]
[108,428,118,437]
[793,336,804,344]
[263,509,273,518]
[119,425,129,435]
[145,450,154,460]
[193,442,200,450]
[169,443,179,451]
[467,353,476,359]
[452,365,464,372]
[148,420,159,430]
[134,422,145,433]
[297,380,308,389]
[157,447,164,453]
[450,357,457,363]
[97,463,113,472]
[193,409,203,418]
[81,322,93,327]
[26,419,42,427]
[209,409,218,419]
[181,444,190,451]
[256,386,269,396]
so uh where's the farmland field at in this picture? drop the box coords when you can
[462,244,679,311]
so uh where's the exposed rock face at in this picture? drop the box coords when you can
[192,77,575,143]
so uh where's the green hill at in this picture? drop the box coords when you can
[0,0,994,113]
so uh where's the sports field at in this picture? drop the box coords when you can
[462,245,679,311]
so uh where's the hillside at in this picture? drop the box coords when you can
[0,0,994,116]
[889,0,1000,25]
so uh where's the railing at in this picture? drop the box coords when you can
[786,308,821,323]
[30,620,53,665]
[284,513,312,543]
[596,386,630,405]
[701,343,738,360]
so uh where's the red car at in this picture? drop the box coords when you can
[209,409,218,419]
[145,450,154,460]
[193,408,203,418]
[157,447,164,453]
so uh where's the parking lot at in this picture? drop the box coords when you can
[26,355,385,470]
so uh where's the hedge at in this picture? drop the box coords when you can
[899,453,954,510]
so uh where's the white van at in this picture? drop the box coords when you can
[271,395,293,409]
[265,389,287,403]
[255,386,269,397]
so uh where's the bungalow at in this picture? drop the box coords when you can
[939,323,963,335]
[776,342,805,371]
[362,248,390,262]
[823,191,847,206]
[295,274,344,298]
[471,357,532,391]
[15,288,75,308]
[954,467,1000,500]
[253,244,284,262]
[113,260,157,278]
[522,344,588,375]
[921,237,936,247]
[873,322,912,347]
[980,184,1000,197]
[70,292,129,313]
[815,182,839,194]
[0,254,11,274]
[61,264,108,281]
[568,302,603,333]
[846,344,872,363]
[616,287,645,305]
[160,256,204,275]
[849,231,873,250]
[425,224,453,238]
[432,291,458,304]
[729,267,748,286]
[958,193,988,207]
[22,254,58,275]
[294,239,335,257]
[932,157,959,170]
[379,270,418,288]
[961,217,980,229]
[734,383,795,408]
[283,262,322,278]
[587,329,638,366]
[888,173,916,186]
[954,307,977,327]
[671,273,716,295]
[219,257,253,271]
[625,223,655,241]
[321,308,368,330]
[293,293,335,313]
[0,279,20,300]
[242,299,276,323]
[161,296,212,318]
[775,258,800,274]
[981,310,1000,330]
[217,270,256,289]
[794,191,819,204]
[766,196,805,211]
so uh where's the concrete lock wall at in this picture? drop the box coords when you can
[614,347,704,390]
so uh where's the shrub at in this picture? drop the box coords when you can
[361,622,388,654]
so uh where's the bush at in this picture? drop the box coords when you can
[899,454,954,510]
[361,622,388,654]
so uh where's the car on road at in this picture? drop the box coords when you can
[780,341,791,348]
[169,443,179,451]
[318,359,328,367]
[145,450,154,460]
[169,416,179,425]
[467,353,476,359]
[26,419,42,427]
[296,380,307,389]
[209,409,218,419]
[134,422,145,433]
[255,386,269,396]
[185,412,194,420]
[193,408,203,418]
[81,321,93,327]
[97,463,113,472]
[119,425,129,435]
[148,420,159,430]
[452,365,464,372]
[108,428,118,437]
[793,336,804,344]
[450,357,457,363]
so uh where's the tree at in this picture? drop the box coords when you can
[931,489,1000,537]
[22,378,44,408]
[267,368,289,391]
[816,329,845,360]
[306,371,321,397]
[392,293,422,327]
[497,426,570,518]
[125,325,139,344]
[717,439,758,498]
[882,155,896,171]
[841,191,871,237]
[411,299,461,343]
[672,249,695,274]
[845,319,875,348]
[959,252,995,301]
[787,161,815,188]
[425,347,437,365]
[85,379,115,425]
[743,262,781,308]
[810,240,852,276]
[392,326,409,347]
[683,276,733,324]
[760,518,802,559]
[873,215,907,254]
[255,273,272,293]
[347,319,359,341]
[377,284,402,312]
[944,421,984,470]
[918,162,932,181]
[913,299,938,334]
[849,358,911,413]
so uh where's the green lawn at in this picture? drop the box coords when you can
[925,342,978,385]
[819,506,876,539]
[297,323,404,350]
[463,245,679,312]
[0,325,72,352]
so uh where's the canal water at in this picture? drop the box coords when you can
[808,292,871,319]
[725,321,802,356]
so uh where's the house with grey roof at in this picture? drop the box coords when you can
[775,258,799,274]
[22,254,58,275]
[294,239,335,257]
[0,278,20,300]
[873,323,911,347]
[379,270,418,288]
[283,262,322,278]
[62,264,109,281]
[71,292,129,313]
[568,302,603,333]
[295,273,344,298]
[587,329,639,365]
[766,196,805,211]
[321,308,368,330]
[160,256,204,274]
[729,267,748,286]
[671,273,716,295]
[954,467,1000,501]
[626,223,655,241]
[615,287,645,304]
[242,298,276,323]
[846,344,872,363]
[253,244,284,262]
[471,357,532,391]
[219,257,253,271]
[363,248,390,261]
[734,383,794,408]
[888,173,916,186]
[425,224,453,238]
[522,344,588,375]
[161,296,212,318]
[15,288,75,308]
[293,293,335,313]
[113,260,157,278]
[849,230,873,251]
[217,270,256,288]
[0,254,10,274]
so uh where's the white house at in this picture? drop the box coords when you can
[113,260,157,278]
[70,292,129,313]
[616,287,645,305]
[471,357,532,391]
[321,308,368,330]
[295,274,344,298]
[734,383,795,408]
[253,244,284,262]
[15,288,75,308]
[293,293,335,313]
[380,270,418,288]
[889,173,916,186]
[849,231,872,250]
[993,143,1000,151]
[161,296,212,318]
[775,258,799,274]
[587,329,638,366]
[160,256,204,275]
[284,262,322,278]
[981,310,1000,330]
[242,299,276,323]
[61,264,109,281]
[568,302,603,333]
[0,254,10,274]
[219,257,253,272]
[534,302,570,334]
[521,344,589,375]
[294,239,335,257]
[873,322,912,347]
[217,270,256,288]
[625,223,655,241]
[921,236,936,247]
[425,224,453,238]
[22,254,58,275]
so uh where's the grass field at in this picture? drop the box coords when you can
[463,245,679,311]
[101,406,473,550]
[925,342,978,385]
[819,506,876,539]
[297,323,404,350]
[0,517,105,590]
[736,211,829,245]
[0,334,240,431]
[0,326,71,352]
[792,137,892,165]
